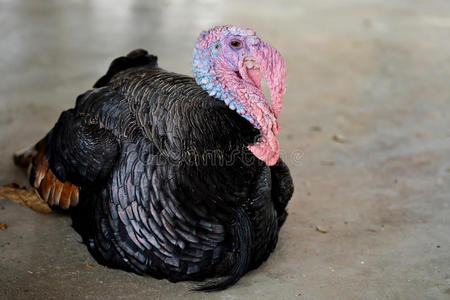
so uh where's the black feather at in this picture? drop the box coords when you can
[193,207,252,291]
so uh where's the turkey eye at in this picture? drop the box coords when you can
[230,40,242,49]
[214,44,220,50]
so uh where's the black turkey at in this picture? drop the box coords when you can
[14,25,293,291]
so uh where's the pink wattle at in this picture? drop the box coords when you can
[219,69,280,165]
[218,65,281,166]
[194,25,286,166]
[218,40,284,166]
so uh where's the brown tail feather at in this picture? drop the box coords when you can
[24,140,80,209]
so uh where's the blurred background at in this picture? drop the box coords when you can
[1,0,449,299]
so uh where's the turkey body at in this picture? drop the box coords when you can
[25,50,293,290]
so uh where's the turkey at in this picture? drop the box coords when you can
[13,25,294,291]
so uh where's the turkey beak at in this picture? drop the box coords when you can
[243,41,286,118]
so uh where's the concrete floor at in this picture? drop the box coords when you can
[1,0,450,299]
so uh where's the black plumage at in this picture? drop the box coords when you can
[22,49,294,290]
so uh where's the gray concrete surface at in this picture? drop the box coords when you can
[1,0,450,299]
